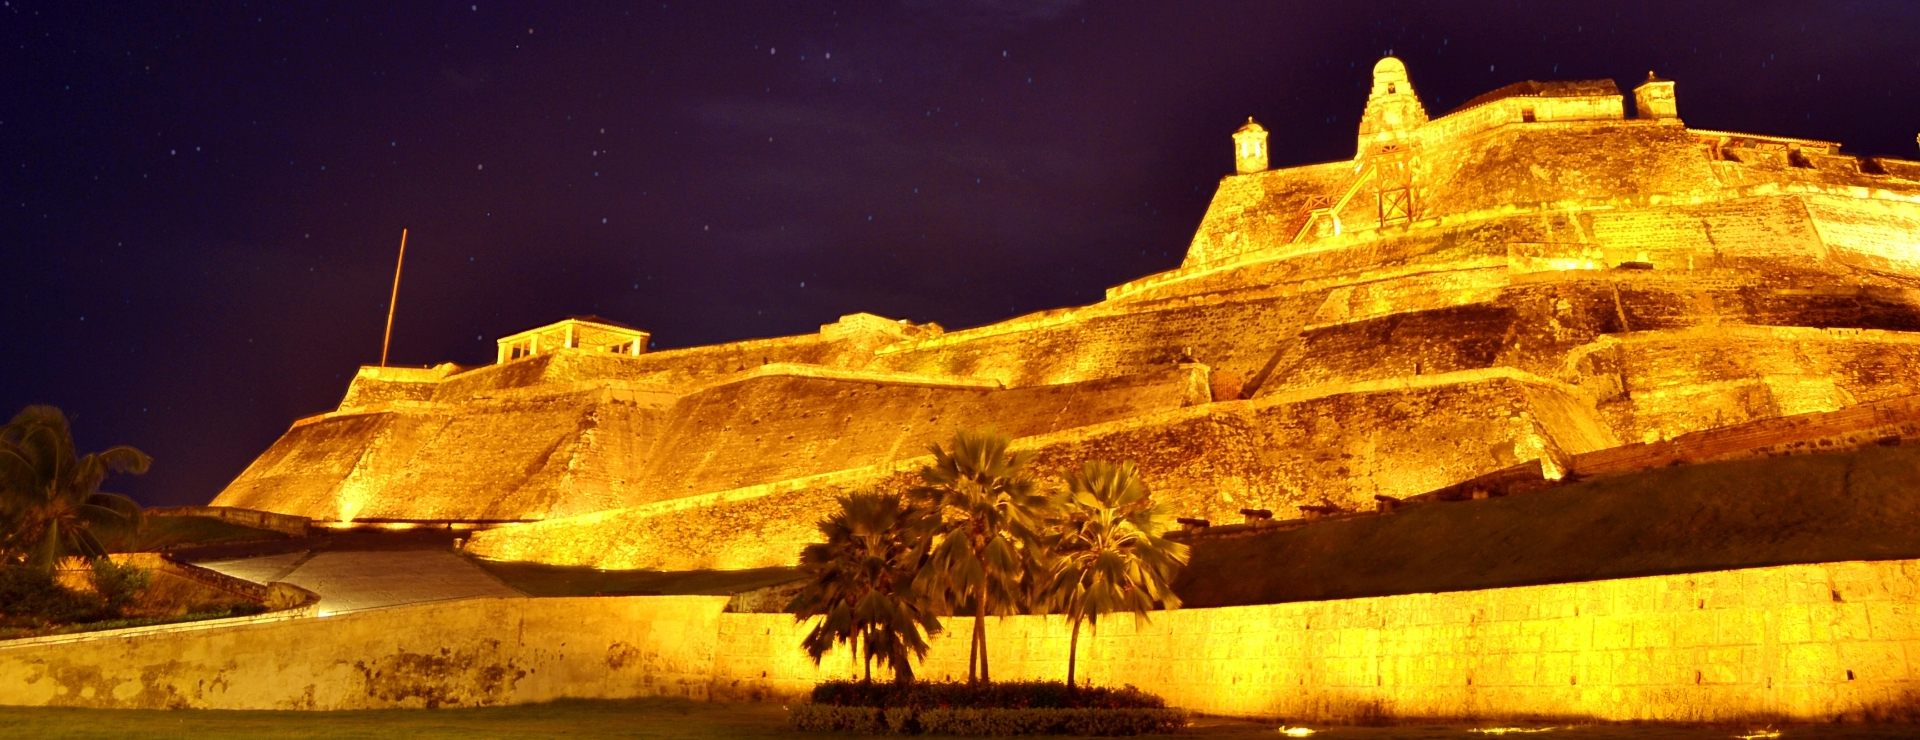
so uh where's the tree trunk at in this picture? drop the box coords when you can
[966,629,978,684]
[895,649,915,686]
[974,594,991,684]
[1067,618,1081,693]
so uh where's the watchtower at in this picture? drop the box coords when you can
[1357,56,1429,157]
[1634,71,1678,120]
[1232,117,1270,174]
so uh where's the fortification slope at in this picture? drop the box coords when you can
[218,58,1920,572]
[217,364,1204,521]
[1176,442,1920,607]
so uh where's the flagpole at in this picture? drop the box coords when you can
[380,228,408,367]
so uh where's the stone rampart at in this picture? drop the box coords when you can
[5,560,1917,722]
[0,596,718,709]
[1571,393,1920,478]
[217,366,1199,522]
[463,368,1612,570]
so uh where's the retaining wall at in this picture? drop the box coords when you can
[4,559,1916,721]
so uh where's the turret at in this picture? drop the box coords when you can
[1232,117,1269,174]
[1357,56,1429,157]
[1634,71,1678,120]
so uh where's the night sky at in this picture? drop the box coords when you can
[5,1,1917,508]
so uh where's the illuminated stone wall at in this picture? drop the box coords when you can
[217,366,1199,521]
[6,559,1916,721]
[215,59,1920,561]
[0,596,725,709]
[464,369,1614,570]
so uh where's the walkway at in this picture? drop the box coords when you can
[191,548,524,614]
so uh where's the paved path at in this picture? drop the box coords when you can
[192,549,524,615]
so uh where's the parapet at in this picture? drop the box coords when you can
[817,312,937,344]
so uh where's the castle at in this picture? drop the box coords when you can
[213,57,1920,571]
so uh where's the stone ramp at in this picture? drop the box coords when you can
[192,549,523,615]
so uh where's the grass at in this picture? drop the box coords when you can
[0,605,267,641]
[472,560,801,598]
[1176,443,1920,607]
[98,516,288,553]
[0,699,1912,739]
[0,699,794,739]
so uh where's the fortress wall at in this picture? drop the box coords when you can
[1415,95,1624,150]
[210,413,388,519]
[1420,124,1717,218]
[0,595,728,710]
[534,338,849,389]
[630,368,1196,505]
[1570,393,1920,477]
[1585,195,1825,265]
[348,396,612,521]
[220,368,1194,522]
[9,560,1918,722]
[875,293,1323,390]
[1183,160,1352,268]
[466,372,1603,570]
[465,465,926,570]
[214,391,664,521]
[1804,194,1920,273]
[339,369,449,409]
[392,336,848,409]
[1589,329,1920,443]
[1738,284,1920,333]
[1270,304,1517,393]
[722,558,1920,722]
[325,395,611,521]
[423,355,562,402]
[1047,373,1608,522]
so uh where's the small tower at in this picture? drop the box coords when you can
[1232,117,1269,174]
[1357,56,1429,157]
[1634,71,1678,120]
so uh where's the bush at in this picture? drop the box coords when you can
[0,567,101,626]
[908,707,1185,736]
[809,680,1166,710]
[788,704,885,734]
[90,559,150,615]
[883,706,917,734]
[794,682,1184,736]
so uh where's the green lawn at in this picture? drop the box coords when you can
[0,700,1912,739]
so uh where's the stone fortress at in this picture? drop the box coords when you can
[214,57,1920,572]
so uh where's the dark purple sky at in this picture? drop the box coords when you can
[6,1,1917,507]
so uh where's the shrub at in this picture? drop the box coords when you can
[883,706,917,734]
[0,567,101,626]
[90,559,151,615]
[795,682,1183,736]
[916,707,1185,736]
[808,680,1166,710]
[788,704,885,734]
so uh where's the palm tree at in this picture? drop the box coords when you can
[911,430,1053,685]
[1043,460,1190,691]
[787,491,942,685]
[0,406,149,573]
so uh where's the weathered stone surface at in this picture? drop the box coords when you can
[215,58,1920,570]
[6,560,1919,722]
